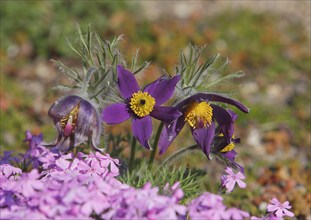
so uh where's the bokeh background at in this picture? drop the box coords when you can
[0,1,310,218]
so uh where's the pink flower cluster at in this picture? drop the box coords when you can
[0,132,187,219]
[188,192,250,220]
[0,132,294,219]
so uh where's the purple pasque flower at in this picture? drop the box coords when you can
[102,65,181,149]
[211,109,245,172]
[159,93,249,158]
[48,95,102,153]
[267,198,294,218]
[221,167,246,193]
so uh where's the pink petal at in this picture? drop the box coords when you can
[237,179,247,188]
[55,158,70,170]
[275,209,283,217]
[283,209,294,217]
[267,204,279,212]
[225,180,236,192]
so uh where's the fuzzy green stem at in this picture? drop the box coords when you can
[148,122,164,169]
[158,144,200,170]
[129,136,137,173]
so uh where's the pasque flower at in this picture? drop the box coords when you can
[48,95,102,153]
[102,65,181,149]
[159,93,249,158]
[212,110,245,172]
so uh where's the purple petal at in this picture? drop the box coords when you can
[191,122,215,158]
[212,104,233,143]
[159,117,185,154]
[132,116,153,149]
[150,106,181,122]
[48,95,81,119]
[143,75,180,105]
[177,93,249,113]
[223,150,237,161]
[227,109,238,122]
[212,104,233,125]
[117,65,140,99]
[102,103,131,124]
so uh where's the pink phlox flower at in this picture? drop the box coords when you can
[188,192,229,219]
[48,157,79,181]
[89,177,116,195]
[226,207,250,220]
[80,190,110,216]
[62,184,89,205]
[221,167,246,193]
[23,130,43,149]
[163,181,184,202]
[148,202,187,220]
[0,189,16,207]
[23,131,44,159]
[267,198,294,218]
[251,214,284,220]
[0,151,19,165]
[0,164,22,179]
[95,152,120,176]
[55,157,78,172]
[17,169,44,197]
[38,149,58,170]
[77,160,108,178]
[0,206,47,219]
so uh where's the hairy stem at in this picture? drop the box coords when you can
[158,144,200,170]
[129,136,137,173]
[148,122,164,169]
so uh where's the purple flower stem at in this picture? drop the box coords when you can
[129,136,137,173]
[148,122,164,169]
[158,144,200,171]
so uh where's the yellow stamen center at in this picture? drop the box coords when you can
[221,142,235,152]
[60,103,80,131]
[129,91,155,117]
[184,101,213,129]
[219,134,235,152]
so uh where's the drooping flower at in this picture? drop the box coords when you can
[159,93,249,158]
[221,167,246,193]
[102,65,181,149]
[211,109,245,172]
[48,95,103,153]
[266,198,294,218]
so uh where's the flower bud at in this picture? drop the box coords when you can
[47,95,103,153]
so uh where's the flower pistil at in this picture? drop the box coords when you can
[60,103,80,137]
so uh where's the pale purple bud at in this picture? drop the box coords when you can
[47,95,103,153]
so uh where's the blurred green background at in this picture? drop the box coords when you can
[0,1,310,218]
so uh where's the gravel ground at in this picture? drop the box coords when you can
[139,0,311,36]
